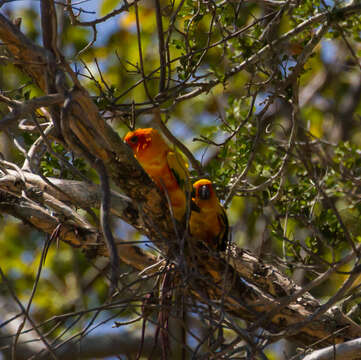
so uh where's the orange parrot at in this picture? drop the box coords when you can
[124,128,191,221]
[190,179,229,251]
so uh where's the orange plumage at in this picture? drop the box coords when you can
[190,179,228,251]
[124,128,190,221]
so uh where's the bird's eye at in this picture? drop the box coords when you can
[130,135,138,144]
[199,185,211,200]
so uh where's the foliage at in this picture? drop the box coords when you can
[0,0,360,359]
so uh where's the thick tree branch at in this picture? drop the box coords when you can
[303,337,361,360]
[0,170,156,268]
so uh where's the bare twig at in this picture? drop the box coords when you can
[134,1,153,102]
[94,157,121,293]
[0,267,58,360]
[154,0,167,93]
[0,94,65,131]
[66,0,136,26]
[153,109,203,176]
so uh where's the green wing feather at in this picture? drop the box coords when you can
[167,151,191,193]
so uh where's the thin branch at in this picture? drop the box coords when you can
[153,109,204,176]
[65,0,136,26]
[134,1,153,102]
[0,94,65,131]
[0,267,58,360]
[154,0,167,93]
[94,157,121,293]
[174,3,361,103]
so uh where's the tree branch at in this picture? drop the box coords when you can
[303,338,361,360]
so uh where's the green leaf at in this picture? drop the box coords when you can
[99,0,119,16]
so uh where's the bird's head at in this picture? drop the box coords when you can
[124,128,155,154]
[124,128,169,164]
[193,179,214,201]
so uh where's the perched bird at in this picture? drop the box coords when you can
[124,128,191,221]
[190,179,229,251]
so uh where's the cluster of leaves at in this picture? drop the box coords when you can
[202,91,361,293]
[40,142,91,180]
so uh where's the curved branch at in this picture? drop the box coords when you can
[303,338,361,360]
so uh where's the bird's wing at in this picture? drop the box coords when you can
[167,151,191,193]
